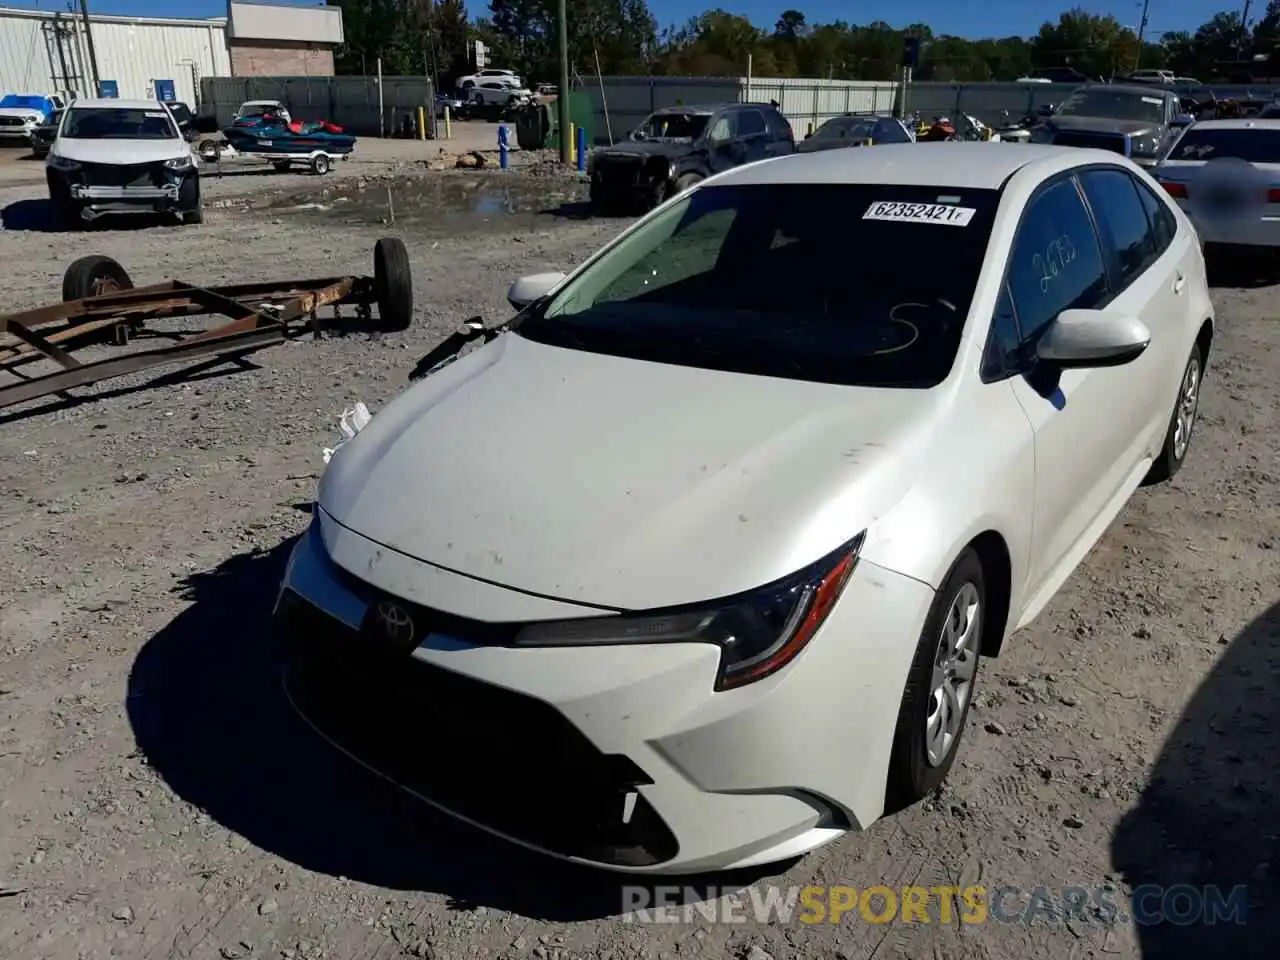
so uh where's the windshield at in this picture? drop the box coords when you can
[61,107,177,139]
[0,94,47,111]
[515,183,998,389]
[1056,90,1166,123]
[812,117,875,141]
[638,112,709,140]
[1167,127,1280,163]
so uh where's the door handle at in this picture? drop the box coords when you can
[1173,273,1186,294]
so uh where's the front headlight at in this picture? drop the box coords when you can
[48,153,80,171]
[164,155,193,171]
[513,534,864,691]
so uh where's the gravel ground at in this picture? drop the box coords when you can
[0,155,1277,960]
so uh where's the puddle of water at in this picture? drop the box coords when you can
[257,171,589,232]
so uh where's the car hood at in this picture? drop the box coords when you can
[51,138,188,164]
[595,140,689,161]
[318,333,943,611]
[1045,115,1162,137]
[0,108,43,122]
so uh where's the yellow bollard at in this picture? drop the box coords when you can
[418,106,426,140]
[807,121,814,137]
[444,106,452,139]
[569,123,576,163]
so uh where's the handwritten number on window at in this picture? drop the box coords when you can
[1032,233,1077,293]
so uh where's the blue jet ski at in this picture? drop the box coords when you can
[221,113,357,156]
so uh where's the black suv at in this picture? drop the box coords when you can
[588,102,795,214]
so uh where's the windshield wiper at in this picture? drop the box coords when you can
[407,315,508,381]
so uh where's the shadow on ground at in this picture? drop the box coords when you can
[1205,250,1280,289]
[1,198,177,233]
[1112,597,1280,958]
[126,537,790,920]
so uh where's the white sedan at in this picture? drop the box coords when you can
[276,143,1213,874]
[1152,118,1280,249]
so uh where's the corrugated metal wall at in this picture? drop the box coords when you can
[0,8,230,105]
[201,75,435,137]
[746,77,899,136]
[579,77,744,145]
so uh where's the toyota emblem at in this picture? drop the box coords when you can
[375,600,416,647]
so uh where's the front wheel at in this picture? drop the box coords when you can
[886,548,986,811]
[673,172,702,195]
[1144,343,1203,485]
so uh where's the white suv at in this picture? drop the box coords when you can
[45,98,201,228]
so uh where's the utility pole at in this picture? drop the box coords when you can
[1241,0,1254,56]
[557,0,571,165]
[78,0,101,92]
[1134,0,1152,71]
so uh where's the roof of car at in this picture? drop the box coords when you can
[1181,118,1280,131]
[1080,83,1176,99]
[68,97,169,110]
[652,104,725,116]
[717,142,1128,189]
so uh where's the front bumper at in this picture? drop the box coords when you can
[70,183,179,201]
[0,127,36,143]
[274,511,934,874]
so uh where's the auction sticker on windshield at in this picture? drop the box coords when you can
[863,201,976,226]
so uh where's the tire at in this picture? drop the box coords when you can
[62,255,133,302]
[176,176,201,225]
[673,172,702,194]
[1144,343,1203,485]
[273,160,291,172]
[886,548,986,812]
[373,237,413,332]
[589,182,619,216]
[311,154,331,175]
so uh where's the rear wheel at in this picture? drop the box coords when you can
[373,237,413,332]
[1144,343,1203,485]
[886,548,986,811]
[311,153,331,175]
[62,255,133,302]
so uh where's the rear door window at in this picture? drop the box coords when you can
[1134,177,1177,253]
[738,110,767,138]
[1007,178,1109,343]
[1079,168,1159,291]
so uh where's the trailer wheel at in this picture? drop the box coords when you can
[311,154,331,175]
[62,255,133,302]
[373,237,413,332]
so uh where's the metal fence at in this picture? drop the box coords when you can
[200,75,436,137]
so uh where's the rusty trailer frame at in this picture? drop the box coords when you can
[0,241,410,412]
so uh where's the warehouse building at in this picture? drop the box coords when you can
[0,1,343,107]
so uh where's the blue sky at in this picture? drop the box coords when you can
[4,0,1246,40]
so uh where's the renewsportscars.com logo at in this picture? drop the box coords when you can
[621,884,1249,927]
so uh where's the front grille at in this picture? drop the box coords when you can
[330,563,520,648]
[1053,131,1129,154]
[0,116,28,127]
[79,161,165,187]
[595,159,645,188]
[277,592,679,867]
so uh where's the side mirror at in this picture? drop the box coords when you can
[632,128,647,141]
[1171,113,1194,127]
[508,271,567,310]
[1036,309,1151,368]
[1037,104,1055,117]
